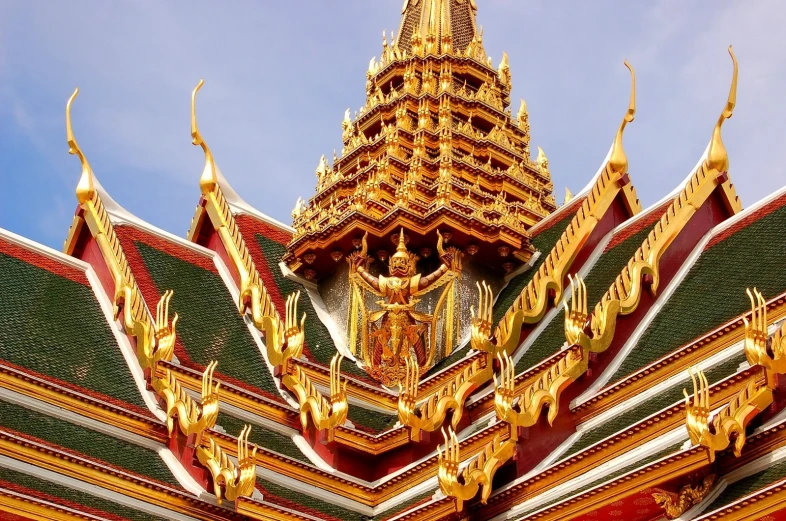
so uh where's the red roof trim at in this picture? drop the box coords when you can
[0,427,183,492]
[0,359,155,420]
[0,238,88,286]
[531,196,587,237]
[706,191,786,249]
[604,200,672,251]
[0,479,129,521]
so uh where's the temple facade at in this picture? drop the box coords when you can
[3,1,786,520]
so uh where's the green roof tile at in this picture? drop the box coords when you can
[0,252,147,409]
[610,202,786,383]
[705,458,786,514]
[258,477,360,520]
[562,352,745,458]
[0,399,179,487]
[516,441,685,519]
[216,412,310,464]
[135,241,280,397]
[0,465,168,521]
[516,223,656,372]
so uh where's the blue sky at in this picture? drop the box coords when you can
[2,1,785,250]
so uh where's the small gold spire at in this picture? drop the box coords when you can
[609,60,636,174]
[66,88,96,205]
[707,46,738,173]
[564,187,574,204]
[192,79,218,194]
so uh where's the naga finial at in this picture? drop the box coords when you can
[192,79,218,194]
[67,88,96,205]
[609,60,636,174]
[707,46,738,173]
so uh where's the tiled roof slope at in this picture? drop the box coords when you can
[609,191,786,383]
[0,237,149,413]
[0,399,180,487]
[115,225,282,400]
[704,458,786,515]
[0,466,169,521]
[515,202,669,372]
[237,214,369,380]
[563,350,745,459]
[514,441,686,519]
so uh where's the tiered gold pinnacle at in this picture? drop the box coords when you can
[285,1,555,279]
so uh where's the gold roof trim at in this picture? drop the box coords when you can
[64,90,255,505]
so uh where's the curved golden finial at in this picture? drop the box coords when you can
[609,60,636,174]
[67,88,96,205]
[707,46,738,173]
[192,79,218,194]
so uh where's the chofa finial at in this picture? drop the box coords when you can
[609,60,636,174]
[192,79,218,194]
[707,46,738,173]
[66,87,96,205]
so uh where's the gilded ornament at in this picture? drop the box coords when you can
[197,425,258,505]
[707,46,737,173]
[652,474,716,519]
[347,230,463,386]
[684,368,772,462]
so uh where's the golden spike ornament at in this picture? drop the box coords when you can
[197,425,258,505]
[282,352,348,439]
[66,88,96,205]
[608,60,636,174]
[494,350,583,427]
[437,427,515,511]
[744,288,770,368]
[398,355,482,441]
[153,290,179,367]
[154,361,220,445]
[188,81,293,367]
[707,46,738,173]
[683,368,771,462]
[683,288,786,462]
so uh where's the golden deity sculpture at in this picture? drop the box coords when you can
[347,229,462,386]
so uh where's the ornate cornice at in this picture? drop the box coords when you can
[0,362,167,444]
[0,430,235,521]
[573,292,786,424]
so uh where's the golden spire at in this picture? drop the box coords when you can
[393,228,408,258]
[536,146,550,177]
[191,79,218,194]
[707,46,738,173]
[608,60,636,174]
[398,0,478,54]
[564,187,574,204]
[66,88,96,205]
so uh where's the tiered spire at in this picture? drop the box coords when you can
[285,0,556,279]
[398,0,479,55]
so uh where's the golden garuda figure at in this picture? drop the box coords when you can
[347,229,463,387]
